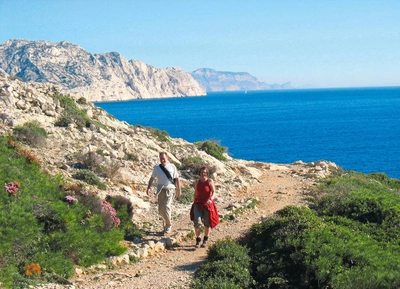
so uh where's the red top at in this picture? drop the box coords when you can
[192,178,220,228]
[194,178,212,204]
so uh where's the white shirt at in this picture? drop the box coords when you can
[151,163,179,186]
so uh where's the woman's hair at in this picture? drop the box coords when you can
[199,166,209,175]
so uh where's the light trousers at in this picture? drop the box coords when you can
[157,187,175,227]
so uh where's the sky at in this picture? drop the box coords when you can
[0,0,399,88]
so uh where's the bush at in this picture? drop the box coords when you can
[179,156,204,169]
[178,156,217,181]
[72,169,107,189]
[0,136,125,288]
[191,238,253,289]
[106,195,145,240]
[196,140,227,161]
[177,187,194,205]
[52,94,90,129]
[148,127,169,142]
[313,171,400,235]
[76,151,105,172]
[191,276,242,289]
[76,97,87,104]
[13,121,47,147]
[244,170,400,289]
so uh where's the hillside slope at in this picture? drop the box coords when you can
[0,70,337,288]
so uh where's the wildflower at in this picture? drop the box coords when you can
[65,195,78,203]
[101,199,121,227]
[113,217,121,227]
[4,181,20,196]
[25,263,41,276]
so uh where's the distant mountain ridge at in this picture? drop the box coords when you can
[0,39,291,101]
[0,39,206,102]
[191,68,292,92]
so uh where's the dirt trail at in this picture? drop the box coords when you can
[65,168,314,289]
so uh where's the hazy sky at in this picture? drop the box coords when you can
[1,0,399,88]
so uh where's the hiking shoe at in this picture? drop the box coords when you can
[201,236,209,248]
[195,237,202,248]
[164,226,172,234]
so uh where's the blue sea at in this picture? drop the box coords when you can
[95,87,400,179]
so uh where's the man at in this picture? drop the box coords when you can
[146,152,182,234]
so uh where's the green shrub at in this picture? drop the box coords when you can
[106,195,145,240]
[72,169,107,189]
[0,136,125,288]
[179,156,204,169]
[13,121,47,147]
[314,171,400,235]
[191,276,242,289]
[245,189,400,289]
[177,187,194,205]
[368,172,400,189]
[196,140,227,161]
[191,238,253,289]
[123,152,139,162]
[52,94,90,129]
[178,156,217,180]
[76,97,87,104]
[148,127,169,142]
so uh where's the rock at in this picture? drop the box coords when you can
[0,39,206,102]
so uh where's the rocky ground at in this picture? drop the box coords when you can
[37,164,318,289]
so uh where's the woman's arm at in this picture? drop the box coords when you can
[208,179,216,202]
[193,180,198,200]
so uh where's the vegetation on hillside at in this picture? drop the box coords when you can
[195,140,228,161]
[191,238,253,289]
[193,171,400,289]
[0,136,143,288]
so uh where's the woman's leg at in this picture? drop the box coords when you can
[201,209,211,247]
[193,204,203,247]
[204,226,210,237]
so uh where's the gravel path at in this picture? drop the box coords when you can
[38,167,315,289]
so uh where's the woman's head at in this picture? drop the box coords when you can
[199,166,209,176]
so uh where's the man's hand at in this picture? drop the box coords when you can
[146,177,154,196]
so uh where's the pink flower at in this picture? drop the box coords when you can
[4,181,20,196]
[65,195,78,203]
[113,217,121,227]
[101,200,120,227]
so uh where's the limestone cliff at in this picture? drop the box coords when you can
[191,68,292,92]
[0,39,206,102]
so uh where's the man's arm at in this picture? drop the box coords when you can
[175,177,182,198]
[146,176,155,196]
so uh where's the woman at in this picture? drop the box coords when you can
[192,166,219,248]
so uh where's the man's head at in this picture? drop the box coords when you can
[159,152,169,166]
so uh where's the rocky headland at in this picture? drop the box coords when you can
[191,68,292,92]
[0,39,206,102]
[0,70,338,288]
